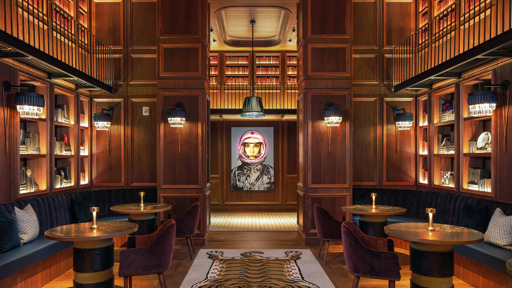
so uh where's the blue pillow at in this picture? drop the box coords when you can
[458,203,491,233]
[0,209,21,253]
[71,198,93,223]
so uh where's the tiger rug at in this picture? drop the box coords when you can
[190,250,322,288]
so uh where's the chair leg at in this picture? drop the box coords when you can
[186,237,194,260]
[352,276,360,288]
[190,236,196,254]
[323,240,330,265]
[129,276,132,288]
[389,280,395,288]
[318,240,324,257]
[158,272,168,288]
[124,277,129,288]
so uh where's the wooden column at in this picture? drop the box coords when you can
[156,0,210,243]
[297,0,353,244]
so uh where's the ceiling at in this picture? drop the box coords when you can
[210,0,298,51]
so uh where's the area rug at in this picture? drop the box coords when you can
[179,249,335,288]
[209,212,298,231]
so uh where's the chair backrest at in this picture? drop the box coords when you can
[176,202,200,237]
[314,204,342,240]
[150,219,177,271]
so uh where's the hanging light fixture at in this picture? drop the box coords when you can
[3,81,45,119]
[324,102,343,127]
[93,107,112,130]
[167,102,186,127]
[393,107,414,130]
[468,81,509,117]
[241,19,265,118]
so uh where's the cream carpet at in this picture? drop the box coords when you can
[209,212,298,231]
[180,249,335,288]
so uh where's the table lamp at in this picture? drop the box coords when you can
[426,208,436,232]
[90,207,99,230]
[371,193,377,209]
[139,191,145,207]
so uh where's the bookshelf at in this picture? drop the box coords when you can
[53,88,76,191]
[209,54,219,88]
[286,54,298,87]
[432,87,457,189]
[224,54,249,87]
[79,95,90,187]
[460,73,494,194]
[18,74,49,195]
[417,94,430,185]
[255,54,280,86]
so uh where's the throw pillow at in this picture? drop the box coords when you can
[71,198,93,223]
[0,209,21,253]
[14,204,40,244]
[458,203,491,233]
[484,208,512,250]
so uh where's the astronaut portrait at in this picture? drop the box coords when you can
[231,128,274,191]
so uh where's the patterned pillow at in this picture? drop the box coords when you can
[0,209,21,253]
[484,208,512,250]
[14,204,40,244]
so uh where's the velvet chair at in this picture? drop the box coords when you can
[169,202,200,259]
[314,204,344,264]
[119,219,176,288]
[342,221,401,288]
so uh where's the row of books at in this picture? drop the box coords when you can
[55,104,71,123]
[210,56,219,64]
[256,56,279,64]
[420,140,428,155]
[20,130,41,154]
[55,140,72,155]
[226,56,248,64]
[439,97,455,122]
[287,57,297,64]
[225,67,248,74]
[440,170,455,186]
[467,167,491,192]
[256,67,280,74]
[438,132,455,154]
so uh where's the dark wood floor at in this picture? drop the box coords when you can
[44,231,473,288]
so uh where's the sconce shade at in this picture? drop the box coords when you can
[241,96,265,118]
[15,91,45,118]
[468,90,498,117]
[324,102,343,127]
[394,107,414,130]
[167,102,186,127]
[93,108,112,130]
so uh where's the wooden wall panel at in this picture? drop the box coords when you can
[298,93,305,186]
[496,62,512,203]
[160,93,200,187]
[384,0,414,48]
[384,54,393,83]
[383,98,415,185]
[93,2,123,48]
[309,91,350,186]
[129,55,157,83]
[129,99,157,186]
[92,99,125,186]
[160,0,200,37]
[353,98,379,185]
[285,121,298,204]
[210,121,223,204]
[113,55,124,84]
[308,45,351,77]
[353,1,377,48]
[353,54,377,83]
[0,64,15,203]
[130,1,157,48]
[160,44,202,77]
[308,0,349,37]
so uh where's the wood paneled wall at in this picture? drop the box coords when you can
[209,120,297,210]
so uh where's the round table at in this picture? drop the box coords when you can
[507,259,512,275]
[110,203,172,235]
[384,222,483,288]
[45,221,137,288]
[342,205,406,237]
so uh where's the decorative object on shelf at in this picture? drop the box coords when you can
[324,102,343,154]
[441,170,455,186]
[241,19,265,118]
[468,167,491,192]
[93,107,112,131]
[477,131,492,151]
[139,191,145,207]
[167,102,186,154]
[20,168,39,193]
[393,107,414,130]
[90,207,98,230]
[439,96,455,122]
[371,193,377,209]
[426,208,436,232]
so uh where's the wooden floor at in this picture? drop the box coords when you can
[210,212,297,231]
[44,231,474,288]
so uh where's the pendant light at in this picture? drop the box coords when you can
[241,19,265,118]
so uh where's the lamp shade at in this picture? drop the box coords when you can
[241,96,265,118]
[468,90,498,117]
[167,102,186,127]
[93,108,112,130]
[394,107,414,130]
[324,102,343,127]
[15,91,45,118]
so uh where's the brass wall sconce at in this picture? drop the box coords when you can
[393,107,414,131]
[167,102,186,154]
[324,102,343,153]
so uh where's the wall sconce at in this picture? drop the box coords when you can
[393,107,414,130]
[210,27,214,34]
[324,102,343,153]
[3,81,45,119]
[467,80,509,118]
[93,107,112,131]
[167,102,186,154]
[291,27,296,34]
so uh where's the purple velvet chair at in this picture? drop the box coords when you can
[314,204,344,264]
[342,221,401,288]
[119,219,176,288]
[169,202,200,259]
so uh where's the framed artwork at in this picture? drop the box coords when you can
[231,127,274,191]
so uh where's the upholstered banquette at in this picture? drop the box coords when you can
[0,189,156,283]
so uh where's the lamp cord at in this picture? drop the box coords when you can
[2,88,8,153]
[251,20,255,97]
[505,88,510,152]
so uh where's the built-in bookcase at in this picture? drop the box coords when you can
[79,95,90,187]
[417,94,430,186]
[53,88,76,191]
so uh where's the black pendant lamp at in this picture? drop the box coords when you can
[241,19,265,118]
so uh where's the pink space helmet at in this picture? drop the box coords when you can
[237,130,267,164]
